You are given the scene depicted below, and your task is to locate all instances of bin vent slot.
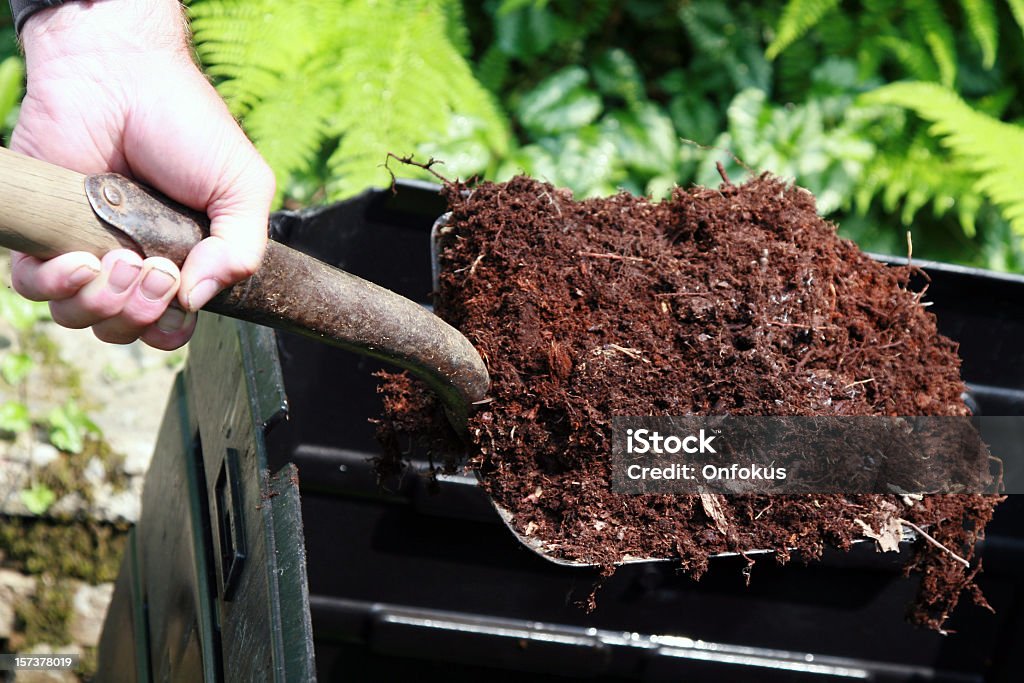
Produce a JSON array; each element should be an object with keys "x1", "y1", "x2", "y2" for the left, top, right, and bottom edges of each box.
[{"x1": 214, "y1": 448, "x2": 247, "y2": 601}]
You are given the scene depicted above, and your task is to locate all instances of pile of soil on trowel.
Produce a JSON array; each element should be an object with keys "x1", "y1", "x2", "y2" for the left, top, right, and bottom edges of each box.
[{"x1": 376, "y1": 171, "x2": 1002, "y2": 631}]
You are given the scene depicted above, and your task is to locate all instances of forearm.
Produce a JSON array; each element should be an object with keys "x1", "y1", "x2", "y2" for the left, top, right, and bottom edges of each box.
[
  {"x1": 8, "y1": 0, "x2": 273, "y2": 347},
  {"x1": 18, "y1": 0, "x2": 189, "y2": 69}
]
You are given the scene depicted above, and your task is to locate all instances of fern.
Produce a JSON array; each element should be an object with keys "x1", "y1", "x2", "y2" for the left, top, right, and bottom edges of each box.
[
  {"x1": 768, "y1": 0, "x2": 1024, "y2": 82},
  {"x1": 189, "y1": 0, "x2": 509, "y2": 203},
  {"x1": 908, "y1": 0, "x2": 957, "y2": 87},
  {"x1": 765, "y1": 0, "x2": 840, "y2": 60},
  {"x1": 855, "y1": 129, "x2": 984, "y2": 235},
  {"x1": 863, "y1": 82, "x2": 1024, "y2": 234},
  {"x1": 873, "y1": 36, "x2": 941, "y2": 82},
  {"x1": 1009, "y1": 0, "x2": 1024, "y2": 39},
  {"x1": 961, "y1": 0, "x2": 998, "y2": 68}
]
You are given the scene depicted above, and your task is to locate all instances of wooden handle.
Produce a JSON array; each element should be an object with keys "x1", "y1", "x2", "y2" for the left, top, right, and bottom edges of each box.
[
  {"x1": 0, "y1": 145, "x2": 490, "y2": 428},
  {"x1": 0, "y1": 146, "x2": 136, "y2": 258}
]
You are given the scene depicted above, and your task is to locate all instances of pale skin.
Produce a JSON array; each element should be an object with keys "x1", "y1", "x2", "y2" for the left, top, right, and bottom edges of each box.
[{"x1": 9, "y1": 0, "x2": 275, "y2": 349}]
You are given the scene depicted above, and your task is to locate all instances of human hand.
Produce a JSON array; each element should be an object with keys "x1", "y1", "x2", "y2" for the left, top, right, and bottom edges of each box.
[{"x1": 9, "y1": 0, "x2": 275, "y2": 349}]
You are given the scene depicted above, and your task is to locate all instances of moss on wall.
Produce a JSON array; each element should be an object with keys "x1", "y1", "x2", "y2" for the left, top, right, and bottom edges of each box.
[{"x1": 0, "y1": 518, "x2": 128, "y2": 584}]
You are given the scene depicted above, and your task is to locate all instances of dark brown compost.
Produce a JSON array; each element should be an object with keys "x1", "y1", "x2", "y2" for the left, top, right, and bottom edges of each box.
[{"x1": 377, "y1": 173, "x2": 1002, "y2": 631}]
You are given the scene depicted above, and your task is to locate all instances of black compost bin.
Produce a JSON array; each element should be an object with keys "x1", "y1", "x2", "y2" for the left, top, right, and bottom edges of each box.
[{"x1": 97, "y1": 182, "x2": 1024, "y2": 683}]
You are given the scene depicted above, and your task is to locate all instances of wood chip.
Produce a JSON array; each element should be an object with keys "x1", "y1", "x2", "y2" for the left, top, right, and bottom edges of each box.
[{"x1": 700, "y1": 493, "x2": 730, "y2": 536}]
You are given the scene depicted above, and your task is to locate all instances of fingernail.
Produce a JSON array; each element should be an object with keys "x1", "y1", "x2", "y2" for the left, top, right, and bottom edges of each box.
[
  {"x1": 156, "y1": 307, "x2": 193, "y2": 333},
  {"x1": 140, "y1": 268, "x2": 177, "y2": 302},
  {"x1": 108, "y1": 260, "x2": 141, "y2": 293},
  {"x1": 67, "y1": 264, "x2": 100, "y2": 288},
  {"x1": 186, "y1": 279, "x2": 221, "y2": 311}
]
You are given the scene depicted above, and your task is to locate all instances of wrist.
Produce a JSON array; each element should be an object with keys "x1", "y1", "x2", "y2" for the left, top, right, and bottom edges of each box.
[{"x1": 22, "y1": 0, "x2": 190, "y2": 73}]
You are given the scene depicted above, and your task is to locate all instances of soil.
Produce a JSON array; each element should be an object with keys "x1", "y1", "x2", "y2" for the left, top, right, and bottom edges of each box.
[{"x1": 376, "y1": 171, "x2": 1003, "y2": 631}]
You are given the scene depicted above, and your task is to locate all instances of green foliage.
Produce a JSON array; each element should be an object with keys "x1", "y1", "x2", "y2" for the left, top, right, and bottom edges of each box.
[
  {"x1": 677, "y1": 2, "x2": 772, "y2": 93},
  {"x1": 189, "y1": 0, "x2": 508, "y2": 202},
  {"x1": 697, "y1": 60, "x2": 877, "y2": 215},
  {"x1": 962, "y1": 0, "x2": 998, "y2": 68},
  {"x1": 19, "y1": 483, "x2": 56, "y2": 516},
  {"x1": 1, "y1": 352, "x2": 34, "y2": 385},
  {"x1": 491, "y1": 49, "x2": 682, "y2": 198},
  {"x1": 0, "y1": 400, "x2": 30, "y2": 435},
  {"x1": 766, "y1": 0, "x2": 840, "y2": 60},
  {"x1": 517, "y1": 67, "x2": 602, "y2": 136},
  {"x1": 1010, "y1": 0, "x2": 1024, "y2": 34},
  {"x1": 177, "y1": 0, "x2": 1024, "y2": 271},
  {"x1": 855, "y1": 128, "x2": 984, "y2": 234},
  {"x1": 0, "y1": 287, "x2": 50, "y2": 332},
  {"x1": 46, "y1": 401, "x2": 101, "y2": 455},
  {"x1": 768, "y1": 0, "x2": 1024, "y2": 87},
  {"x1": 863, "y1": 82, "x2": 1024, "y2": 236},
  {"x1": 14, "y1": 576, "x2": 72, "y2": 648},
  {"x1": 0, "y1": 55, "x2": 23, "y2": 134},
  {"x1": 0, "y1": 517, "x2": 129, "y2": 584}
]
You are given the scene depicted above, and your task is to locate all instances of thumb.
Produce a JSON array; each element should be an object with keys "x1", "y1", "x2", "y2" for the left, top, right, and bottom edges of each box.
[{"x1": 179, "y1": 157, "x2": 276, "y2": 312}]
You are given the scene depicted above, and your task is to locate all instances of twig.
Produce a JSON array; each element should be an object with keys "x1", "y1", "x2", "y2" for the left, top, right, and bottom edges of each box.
[
  {"x1": 899, "y1": 518, "x2": 970, "y2": 568},
  {"x1": 716, "y1": 161, "x2": 731, "y2": 185},
  {"x1": 843, "y1": 378, "x2": 876, "y2": 390},
  {"x1": 382, "y1": 152, "x2": 453, "y2": 193},
  {"x1": 906, "y1": 230, "x2": 913, "y2": 266},
  {"x1": 766, "y1": 321, "x2": 834, "y2": 331},
  {"x1": 679, "y1": 137, "x2": 753, "y2": 176},
  {"x1": 577, "y1": 251, "x2": 648, "y2": 262},
  {"x1": 605, "y1": 344, "x2": 650, "y2": 363},
  {"x1": 700, "y1": 493, "x2": 731, "y2": 536}
]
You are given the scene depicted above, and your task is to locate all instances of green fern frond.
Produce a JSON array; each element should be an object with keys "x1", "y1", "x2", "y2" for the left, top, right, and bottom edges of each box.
[
  {"x1": 325, "y1": 1, "x2": 509, "y2": 197},
  {"x1": 765, "y1": 0, "x2": 840, "y2": 60},
  {"x1": 678, "y1": 2, "x2": 733, "y2": 55},
  {"x1": 775, "y1": 37, "x2": 818, "y2": 102},
  {"x1": 439, "y1": 0, "x2": 471, "y2": 56},
  {"x1": 241, "y1": 59, "x2": 341, "y2": 195},
  {"x1": 908, "y1": 0, "x2": 957, "y2": 86},
  {"x1": 875, "y1": 36, "x2": 940, "y2": 82},
  {"x1": 856, "y1": 130, "x2": 983, "y2": 235},
  {"x1": 476, "y1": 45, "x2": 510, "y2": 93},
  {"x1": 1008, "y1": 0, "x2": 1024, "y2": 36},
  {"x1": 814, "y1": 9, "x2": 858, "y2": 56},
  {"x1": 190, "y1": 1, "x2": 342, "y2": 117},
  {"x1": 189, "y1": 0, "x2": 509, "y2": 204},
  {"x1": 960, "y1": 0, "x2": 998, "y2": 68},
  {"x1": 862, "y1": 82, "x2": 1024, "y2": 234}
]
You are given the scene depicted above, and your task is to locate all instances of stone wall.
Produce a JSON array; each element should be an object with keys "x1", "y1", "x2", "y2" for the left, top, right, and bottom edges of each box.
[{"x1": 1, "y1": 263, "x2": 179, "y2": 681}]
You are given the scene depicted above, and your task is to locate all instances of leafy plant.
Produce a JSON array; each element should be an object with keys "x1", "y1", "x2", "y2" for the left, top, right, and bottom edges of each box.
[
  {"x1": 696, "y1": 60, "x2": 877, "y2": 215},
  {"x1": 19, "y1": 483, "x2": 56, "y2": 515},
  {"x1": 1, "y1": 352, "x2": 33, "y2": 386},
  {"x1": 0, "y1": 400, "x2": 30, "y2": 435},
  {"x1": 767, "y1": 0, "x2": 1024, "y2": 86},
  {"x1": 47, "y1": 401, "x2": 101, "y2": 455},
  {"x1": 0, "y1": 287, "x2": 50, "y2": 332},
  {"x1": 188, "y1": 0, "x2": 509, "y2": 203},
  {"x1": 0, "y1": 54, "x2": 23, "y2": 134},
  {"x1": 176, "y1": 0, "x2": 1024, "y2": 271},
  {"x1": 766, "y1": 0, "x2": 840, "y2": 61},
  {"x1": 489, "y1": 53, "x2": 682, "y2": 198},
  {"x1": 862, "y1": 82, "x2": 1024, "y2": 236}
]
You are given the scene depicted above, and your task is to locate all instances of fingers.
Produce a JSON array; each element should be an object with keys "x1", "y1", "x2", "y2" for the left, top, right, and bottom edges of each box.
[
  {"x1": 139, "y1": 304, "x2": 197, "y2": 350},
  {"x1": 179, "y1": 155, "x2": 275, "y2": 311},
  {"x1": 88, "y1": 257, "x2": 181, "y2": 344},
  {"x1": 31, "y1": 249, "x2": 194, "y2": 348},
  {"x1": 48, "y1": 250, "x2": 144, "y2": 329},
  {"x1": 11, "y1": 250, "x2": 102, "y2": 301}
]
